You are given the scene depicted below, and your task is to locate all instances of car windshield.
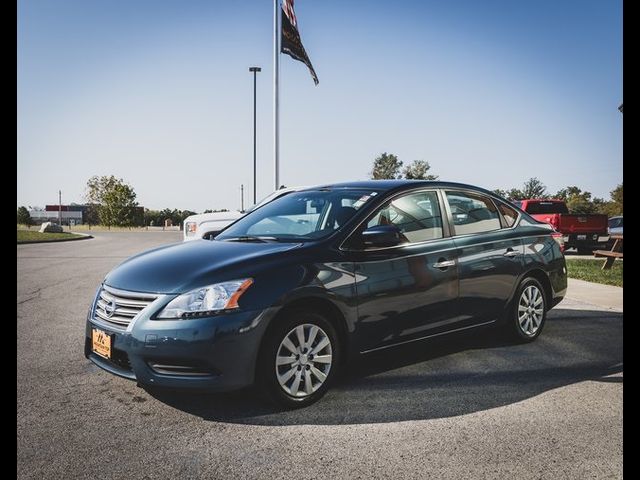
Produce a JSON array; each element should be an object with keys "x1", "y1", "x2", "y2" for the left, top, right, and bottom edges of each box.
[
  {"x1": 245, "y1": 189, "x2": 291, "y2": 213},
  {"x1": 216, "y1": 189, "x2": 379, "y2": 242}
]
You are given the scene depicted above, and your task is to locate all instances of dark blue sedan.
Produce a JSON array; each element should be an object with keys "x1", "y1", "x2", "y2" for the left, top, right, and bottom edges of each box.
[{"x1": 85, "y1": 181, "x2": 567, "y2": 407}]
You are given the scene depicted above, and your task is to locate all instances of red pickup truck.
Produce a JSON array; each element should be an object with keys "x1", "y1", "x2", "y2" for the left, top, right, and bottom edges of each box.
[{"x1": 515, "y1": 199, "x2": 609, "y2": 254}]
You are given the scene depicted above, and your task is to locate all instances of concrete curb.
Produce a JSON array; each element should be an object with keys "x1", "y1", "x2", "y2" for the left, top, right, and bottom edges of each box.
[
  {"x1": 17, "y1": 232, "x2": 93, "y2": 245},
  {"x1": 565, "y1": 278, "x2": 623, "y2": 312}
]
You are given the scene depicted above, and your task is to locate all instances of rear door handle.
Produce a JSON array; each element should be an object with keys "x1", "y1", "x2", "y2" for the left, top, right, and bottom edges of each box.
[
  {"x1": 504, "y1": 249, "x2": 519, "y2": 258},
  {"x1": 433, "y1": 259, "x2": 456, "y2": 269}
]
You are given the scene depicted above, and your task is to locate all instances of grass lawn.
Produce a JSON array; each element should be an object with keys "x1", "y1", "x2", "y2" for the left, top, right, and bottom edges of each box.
[
  {"x1": 566, "y1": 258, "x2": 623, "y2": 287},
  {"x1": 17, "y1": 230, "x2": 86, "y2": 243},
  {"x1": 18, "y1": 223, "x2": 181, "y2": 233},
  {"x1": 69, "y1": 225, "x2": 180, "y2": 232}
]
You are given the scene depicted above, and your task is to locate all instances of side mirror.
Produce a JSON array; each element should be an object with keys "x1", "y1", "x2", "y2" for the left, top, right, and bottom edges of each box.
[{"x1": 361, "y1": 225, "x2": 405, "y2": 248}]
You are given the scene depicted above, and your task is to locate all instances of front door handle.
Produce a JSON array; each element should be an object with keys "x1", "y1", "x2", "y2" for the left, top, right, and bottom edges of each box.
[
  {"x1": 503, "y1": 248, "x2": 519, "y2": 258},
  {"x1": 433, "y1": 259, "x2": 456, "y2": 269}
]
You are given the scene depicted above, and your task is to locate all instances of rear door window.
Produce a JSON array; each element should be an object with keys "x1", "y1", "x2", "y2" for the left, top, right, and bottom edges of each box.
[{"x1": 445, "y1": 191, "x2": 501, "y2": 235}]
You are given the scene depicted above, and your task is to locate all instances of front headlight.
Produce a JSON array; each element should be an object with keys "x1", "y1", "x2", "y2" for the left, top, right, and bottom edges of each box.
[
  {"x1": 185, "y1": 222, "x2": 197, "y2": 236},
  {"x1": 156, "y1": 279, "x2": 253, "y2": 319}
]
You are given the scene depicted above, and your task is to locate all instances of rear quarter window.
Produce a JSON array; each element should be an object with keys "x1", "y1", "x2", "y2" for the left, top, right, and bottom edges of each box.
[{"x1": 497, "y1": 202, "x2": 519, "y2": 227}]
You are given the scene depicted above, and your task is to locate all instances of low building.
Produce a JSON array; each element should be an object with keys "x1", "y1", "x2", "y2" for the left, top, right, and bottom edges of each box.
[
  {"x1": 29, "y1": 206, "x2": 83, "y2": 226},
  {"x1": 29, "y1": 204, "x2": 145, "y2": 226}
]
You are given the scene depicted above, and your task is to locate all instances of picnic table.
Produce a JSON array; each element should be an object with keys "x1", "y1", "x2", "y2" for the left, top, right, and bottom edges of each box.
[{"x1": 593, "y1": 234, "x2": 623, "y2": 270}]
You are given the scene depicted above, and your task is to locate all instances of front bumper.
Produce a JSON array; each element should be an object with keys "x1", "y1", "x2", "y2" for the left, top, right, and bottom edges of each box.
[{"x1": 84, "y1": 307, "x2": 275, "y2": 391}]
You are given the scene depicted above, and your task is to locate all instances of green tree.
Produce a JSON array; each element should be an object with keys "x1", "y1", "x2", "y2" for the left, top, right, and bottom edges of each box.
[
  {"x1": 553, "y1": 186, "x2": 583, "y2": 202},
  {"x1": 145, "y1": 209, "x2": 161, "y2": 226},
  {"x1": 506, "y1": 188, "x2": 525, "y2": 201},
  {"x1": 85, "y1": 175, "x2": 138, "y2": 227},
  {"x1": 84, "y1": 203, "x2": 100, "y2": 226},
  {"x1": 609, "y1": 183, "x2": 623, "y2": 215},
  {"x1": 402, "y1": 160, "x2": 438, "y2": 180},
  {"x1": 492, "y1": 189, "x2": 508, "y2": 199},
  {"x1": 595, "y1": 184, "x2": 623, "y2": 217},
  {"x1": 145, "y1": 208, "x2": 197, "y2": 228},
  {"x1": 566, "y1": 194, "x2": 596, "y2": 214},
  {"x1": 592, "y1": 197, "x2": 607, "y2": 214},
  {"x1": 159, "y1": 208, "x2": 174, "y2": 225},
  {"x1": 176, "y1": 210, "x2": 197, "y2": 228},
  {"x1": 491, "y1": 188, "x2": 524, "y2": 201},
  {"x1": 554, "y1": 186, "x2": 596, "y2": 214},
  {"x1": 521, "y1": 177, "x2": 548, "y2": 199},
  {"x1": 370, "y1": 152, "x2": 403, "y2": 179},
  {"x1": 17, "y1": 206, "x2": 32, "y2": 226}
]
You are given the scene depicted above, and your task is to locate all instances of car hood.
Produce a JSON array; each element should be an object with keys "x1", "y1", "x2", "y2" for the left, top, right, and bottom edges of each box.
[{"x1": 104, "y1": 239, "x2": 301, "y2": 294}]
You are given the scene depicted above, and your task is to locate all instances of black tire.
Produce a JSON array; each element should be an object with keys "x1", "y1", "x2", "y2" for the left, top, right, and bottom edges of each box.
[
  {"x1": 505, "y1": 277, "x2": 547, "y2": 343},
  {"x1": 577, "y1": 247, "x2": 593, "y2": 255},
  {"x1": 257, "y1": 309, "x2": 341, "y2": 409}
]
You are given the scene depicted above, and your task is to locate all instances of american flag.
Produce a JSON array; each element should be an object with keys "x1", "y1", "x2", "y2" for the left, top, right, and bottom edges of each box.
[
  {"x1": 281, "y1": 0, "x2": 319, "y2": 85},
  {"x1": 282, "y1": 0, "x2": 297, "y2": 27}
]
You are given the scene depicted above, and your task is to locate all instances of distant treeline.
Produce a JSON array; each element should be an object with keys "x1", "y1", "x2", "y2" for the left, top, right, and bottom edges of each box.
[
  {"x1": 18, "y1": 174, "x2": 235, "y2": 228},
  {"x1": 492, "y1": 178, "x2": 623, "y2": 216}
]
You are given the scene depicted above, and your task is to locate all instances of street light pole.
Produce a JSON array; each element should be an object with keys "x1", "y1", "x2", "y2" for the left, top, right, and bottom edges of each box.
[
  {"x1": 249, "y1": 66, "x2": 262, "y2": 205},
  {"x1": 273, "y1": 0, "x2": 280, "y2": 192},
  {"x1": 58, "y1": 190, "x2": 62, "y2": 225}
]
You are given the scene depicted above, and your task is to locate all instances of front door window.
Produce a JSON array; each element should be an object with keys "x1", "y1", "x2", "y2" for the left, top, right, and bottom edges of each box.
[{"x1": 366, "y1": 190, "x2": 444, "y2": 243}]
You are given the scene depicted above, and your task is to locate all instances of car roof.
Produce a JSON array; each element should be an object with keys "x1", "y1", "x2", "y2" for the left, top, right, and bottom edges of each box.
[{"x1": 303, "y1": 180, "x2": 498, "y2": 196}]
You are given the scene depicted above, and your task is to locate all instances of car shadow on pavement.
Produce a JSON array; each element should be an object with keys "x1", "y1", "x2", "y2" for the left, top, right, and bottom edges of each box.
[{"x1": 146, "y1": 307, "x2": 622, "y2": 425}]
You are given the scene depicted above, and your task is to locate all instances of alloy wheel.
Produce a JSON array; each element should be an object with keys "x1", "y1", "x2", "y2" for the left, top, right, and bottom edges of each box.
[
  {"x1": 518, "y1": 285, "x2": 544, "y2": 336},
  {"x1": 275, "y1": 323, "x2": 333, "y2": 398}
]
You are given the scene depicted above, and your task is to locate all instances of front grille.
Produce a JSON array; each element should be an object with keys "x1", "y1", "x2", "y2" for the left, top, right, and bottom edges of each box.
[{"x1": 94, "y1": 285, "x2": 158, "y2": 329}]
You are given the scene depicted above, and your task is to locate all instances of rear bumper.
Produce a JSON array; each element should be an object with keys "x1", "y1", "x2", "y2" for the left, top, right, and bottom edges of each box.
[
  {"x1": 84, "y1": 307, "x2": 277, "y2": 391},
  {"x1": 547, "y1": 255, "x2": 567, "y2": 310},
  {"x1": 563, "y1": 234, "x2": 609, "y2": 250}
]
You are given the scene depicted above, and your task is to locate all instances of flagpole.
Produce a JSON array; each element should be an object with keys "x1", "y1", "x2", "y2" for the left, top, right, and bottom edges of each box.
[{"x1": 273, "y1": 0, "x2": 280, "y2": 191}]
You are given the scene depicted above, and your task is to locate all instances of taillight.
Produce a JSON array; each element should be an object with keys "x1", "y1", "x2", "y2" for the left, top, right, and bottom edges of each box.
[{"x1": 551, "y1": 232, "x2": 564, "y2": 252}]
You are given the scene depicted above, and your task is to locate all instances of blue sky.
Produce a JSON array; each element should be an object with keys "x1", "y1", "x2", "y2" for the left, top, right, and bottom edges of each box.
[{"x1": 17, "y1": 0, "x2": 622, "y2": 212}]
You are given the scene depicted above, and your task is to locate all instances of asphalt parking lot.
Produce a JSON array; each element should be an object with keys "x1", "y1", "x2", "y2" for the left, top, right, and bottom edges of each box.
[{"x1": 17, "y1": 232, "x2": 622, "y2": 479}]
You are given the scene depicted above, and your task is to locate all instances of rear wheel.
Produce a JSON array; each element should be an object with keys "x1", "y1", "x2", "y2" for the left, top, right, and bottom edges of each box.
[
  {"x1": 258, "y1": 310, "x2": 340, "y2": 408},
  {"x1": 506, "y1": 277, "x2": 547, "y2": 343}
]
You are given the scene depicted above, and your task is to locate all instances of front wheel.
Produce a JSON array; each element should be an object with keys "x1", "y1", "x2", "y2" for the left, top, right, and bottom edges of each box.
[
  {"x1": 257, "y1": 310, "x2": 340, "y2": 408},
  {"x1": 506, "y1": 277, "x2": 547, "y2": 343}
]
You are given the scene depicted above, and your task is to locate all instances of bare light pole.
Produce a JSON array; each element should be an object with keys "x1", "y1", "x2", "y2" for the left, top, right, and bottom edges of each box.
[
  {"x1": 249, "y1": 66, "x2": 262, "y2": 205},
  {"x1": 58, "y1": 190, "x2": 62, "y2": 225},
  {"x1": 240, "y1": 184, "x2": 244, "y2": 212},
  {"x1": 273, "y1": 0, "x2": 280, "y2": 191}
]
